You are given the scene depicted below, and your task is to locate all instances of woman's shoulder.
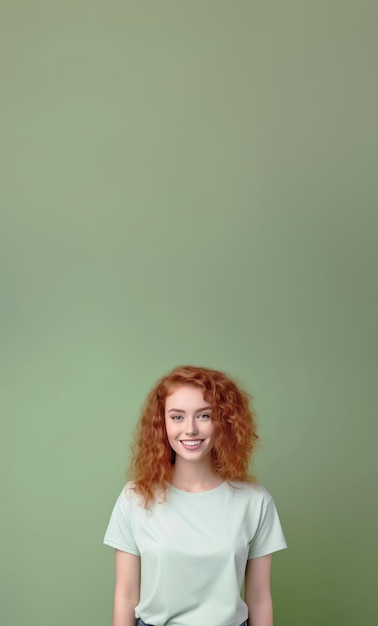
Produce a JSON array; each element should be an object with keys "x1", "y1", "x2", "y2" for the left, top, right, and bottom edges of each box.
[
  {"x1": 228, "y1": 480, "x2": 273, "y2": 504},
  {"x1": 123, "y1": 480, "x2": 137, "y2": 495},
  {"x1": 121, "y1": 481, "x2": 163, "y2": 508},
  {"x1": 118, "y1": 481, "x2": 143, "y2": 504}
]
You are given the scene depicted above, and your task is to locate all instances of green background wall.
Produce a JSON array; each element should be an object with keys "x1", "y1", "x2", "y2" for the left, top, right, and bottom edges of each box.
[{"x1": 1, "y1": 1, "x2": 377, "y2": 625}]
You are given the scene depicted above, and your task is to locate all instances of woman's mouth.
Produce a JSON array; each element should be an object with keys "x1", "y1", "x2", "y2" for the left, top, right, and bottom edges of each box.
[{"x1": 179, "y1": 439, "x2": 204, "y2": 450}]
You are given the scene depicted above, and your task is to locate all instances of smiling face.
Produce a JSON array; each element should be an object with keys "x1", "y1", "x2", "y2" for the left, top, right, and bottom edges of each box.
[{"x1": 164, "y1": 385, "x2": 215, "y2": 464}]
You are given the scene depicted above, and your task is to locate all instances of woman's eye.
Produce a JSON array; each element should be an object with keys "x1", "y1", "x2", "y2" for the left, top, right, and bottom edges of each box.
[
  {"x1": 198, "y1": 413, "x2": 211, "y2": 420},
  {"x1": 171, "y1": 415, "x2": 183, "y2": 421}
]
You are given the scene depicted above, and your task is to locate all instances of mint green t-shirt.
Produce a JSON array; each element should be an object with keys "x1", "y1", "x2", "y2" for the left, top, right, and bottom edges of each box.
[{"x1": 104, "y1": 481, "x2": 287, "y2": 626}]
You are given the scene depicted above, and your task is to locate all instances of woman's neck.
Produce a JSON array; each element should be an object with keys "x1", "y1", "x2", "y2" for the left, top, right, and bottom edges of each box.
[{"x1": 171, "y1": 458, "x2": 223, "y2": 493}]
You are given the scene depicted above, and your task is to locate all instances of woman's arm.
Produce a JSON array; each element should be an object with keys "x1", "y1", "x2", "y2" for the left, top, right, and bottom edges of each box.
[
  {"x1": 112, "y1": 550, "x2": 141, "y2": 626},
  {"x1": 245, "y1": 554, "x2": 273, "y2": 626}
]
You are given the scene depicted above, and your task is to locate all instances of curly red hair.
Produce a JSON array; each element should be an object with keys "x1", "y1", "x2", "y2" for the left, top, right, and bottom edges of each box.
[{"x1": 128, "y1": 365, "x2": 259, "y2": 505}]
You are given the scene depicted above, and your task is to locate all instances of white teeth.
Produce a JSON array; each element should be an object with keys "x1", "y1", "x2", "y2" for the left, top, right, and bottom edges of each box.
[{"x1": 181, "y1": 440, "x2": 202, "y2": 446}]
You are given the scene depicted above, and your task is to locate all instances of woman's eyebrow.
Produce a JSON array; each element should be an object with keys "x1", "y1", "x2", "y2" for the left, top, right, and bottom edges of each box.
[{"x1": 167, "y1": 406, "x2": 212, "y2": 413}]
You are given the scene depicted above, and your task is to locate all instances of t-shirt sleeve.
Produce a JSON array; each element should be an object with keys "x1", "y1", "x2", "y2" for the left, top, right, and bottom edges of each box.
[
  {"x1": 248, "y1": 495, "x2": 287, "y2": 559},
  {"x1": 103, "y1": 487, "x2": 140, "y2": 556}
]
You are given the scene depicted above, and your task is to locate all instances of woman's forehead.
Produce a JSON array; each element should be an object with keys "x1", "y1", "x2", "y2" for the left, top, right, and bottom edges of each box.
[{"x1": 165, "y1": 385, "x2": 211, "y2": 408}]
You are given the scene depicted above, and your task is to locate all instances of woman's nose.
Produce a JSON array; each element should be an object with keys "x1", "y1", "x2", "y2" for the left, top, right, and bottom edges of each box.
[{"x1": 185, "y1": 418, "x2": 199, "y2": 435}]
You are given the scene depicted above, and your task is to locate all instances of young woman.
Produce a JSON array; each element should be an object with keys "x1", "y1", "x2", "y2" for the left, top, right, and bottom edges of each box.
[{"x1": 104, "y1": 365, "x2": 287, "y2": 626}]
